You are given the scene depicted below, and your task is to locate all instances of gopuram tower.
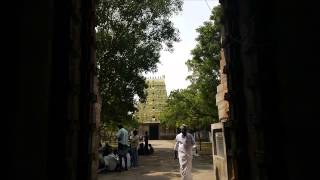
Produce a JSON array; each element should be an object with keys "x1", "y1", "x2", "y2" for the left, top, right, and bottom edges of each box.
[{"x1": 135, "y1": 75, "x2": 175, "y2": 139}]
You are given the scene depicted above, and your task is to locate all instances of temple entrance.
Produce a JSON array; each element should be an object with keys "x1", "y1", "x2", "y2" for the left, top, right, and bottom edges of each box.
[
  {"x1": 15, "y1": 0, "x2": 319, "y2": 179},
  {"x1": 149, "y1": 124, "x2": 159, "y2": 140}
]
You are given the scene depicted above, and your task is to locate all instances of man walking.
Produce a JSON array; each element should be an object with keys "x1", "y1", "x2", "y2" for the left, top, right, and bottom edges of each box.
[
  {"x1": 116, "y1": 124, "x2": 129, "y2": 171},
  {"x1": 174, "y1": 124, "x2": 195, "y2": 180}
]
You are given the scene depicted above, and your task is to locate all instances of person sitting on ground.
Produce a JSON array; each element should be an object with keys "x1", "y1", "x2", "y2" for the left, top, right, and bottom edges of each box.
[
  {"x1": 103, "y1": 148, "x2": 121, "y2": 172},
  {"x1": 148, "y1": 144, "x2": 154, "y2": 154}
]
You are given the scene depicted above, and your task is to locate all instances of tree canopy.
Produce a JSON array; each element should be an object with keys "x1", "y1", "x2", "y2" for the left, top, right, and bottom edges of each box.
[
  {"x1": 96, "y1": 0, "x2": 183, "y2": 126},
  {"x1": 160, "y1": 5, "x2": 222, "y2": 131}
]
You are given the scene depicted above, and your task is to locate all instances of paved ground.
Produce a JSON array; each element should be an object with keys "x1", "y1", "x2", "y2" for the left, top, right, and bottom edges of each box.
[{"x1": 98, "y1": 140, "x2": 214, "y2": 180}]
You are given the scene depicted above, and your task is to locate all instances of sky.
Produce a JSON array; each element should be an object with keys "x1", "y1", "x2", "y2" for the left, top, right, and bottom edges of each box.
[{"x1": 146, "y1": 0, "x2": 220, "y2": 95}]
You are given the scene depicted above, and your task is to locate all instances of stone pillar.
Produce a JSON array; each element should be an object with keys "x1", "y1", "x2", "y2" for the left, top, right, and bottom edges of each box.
[
  {"x1": 212, "y1": 47, "x2": 231, "y2": 180},
  {"x1": 216, "y1": 48, "x2": 229, "y2": 121},
  {"x1": 90, "y1": 77, "x2": 101, "y2": 180}
]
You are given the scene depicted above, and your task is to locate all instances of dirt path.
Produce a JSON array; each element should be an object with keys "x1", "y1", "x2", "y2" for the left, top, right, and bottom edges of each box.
[{"x1": 98, "y1": 140, "x2": 214, "y2": 180}]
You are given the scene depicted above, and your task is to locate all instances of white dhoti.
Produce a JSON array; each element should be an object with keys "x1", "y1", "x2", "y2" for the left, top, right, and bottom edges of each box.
[
  {"x1": 174, "y1": 132, "x2": 195, "y2": 180},
  {"x1": 178, "y1": 152, "x2": 193, "y2": 180}
]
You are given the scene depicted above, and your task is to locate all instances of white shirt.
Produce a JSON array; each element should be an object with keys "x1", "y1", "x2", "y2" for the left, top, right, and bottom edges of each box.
[
  {"x1": 116, "y1": 128, "x2": 129, "y2": 146},
  {"x1": 130, "y1": 135, "x2": 139, "y2": 149},
  {"x1": 174, "y1": 133, "x2": 195, "y2": 155}
]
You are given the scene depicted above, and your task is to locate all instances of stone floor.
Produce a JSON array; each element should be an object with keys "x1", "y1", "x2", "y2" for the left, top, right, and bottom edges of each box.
[{"x1": 98, "y1": 140, "x2": 214, "y2": 180}]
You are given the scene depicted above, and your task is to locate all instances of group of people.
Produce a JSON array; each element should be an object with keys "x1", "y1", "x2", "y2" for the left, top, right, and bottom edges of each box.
[
  {"x1": 117, "y1": 125, "x2": 155, "y2": 170},
  {"x1": 98, "y1": 123, "x2": 196, "y2": 180},
  {"x1": 138, "y1": 131, "x2": 154, "y2": 155},
  {"x1": 98, "y1": 124, "x2": 154, "y2": 173}
]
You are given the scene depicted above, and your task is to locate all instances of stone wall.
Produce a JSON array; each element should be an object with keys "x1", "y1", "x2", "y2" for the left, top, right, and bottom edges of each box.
[
  {"x1": 216, "y1": 49, "x2": 229, "y2": 121},
  {"x1": 211, "y1": 38, "x2": 230, "y2": 180},
  {"x1": 91, "y1": 77, "x2": 102, "y2": 180},
  {"x1": 12, "y1": 1, "x2": 98, "y2": 180}
]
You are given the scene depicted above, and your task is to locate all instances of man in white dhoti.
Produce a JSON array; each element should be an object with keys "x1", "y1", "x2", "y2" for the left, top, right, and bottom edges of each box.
[{"x1": 174, "y1": 124, "x2": 196, "y2": 180}]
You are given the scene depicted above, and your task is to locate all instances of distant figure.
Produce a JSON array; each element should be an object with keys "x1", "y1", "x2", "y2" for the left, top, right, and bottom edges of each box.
[
  {"x1": 148, "y1": 144, "x2": 154, "y2": 154},
  {"x1": 138, "y1": 143, "x2": 145, "y2": 155},
  {"x1": 174, "y1": 124, "x2": 195, "y2": 180},
  {"x1": 130, "y1": 129, "x2": 139, "y2": 167},
  {"x1": 144, "y1": 131, "x2": 149, "y2": 154},
  {"x1": 116, "y1": 124, "x2": 129, "y2": 171}
]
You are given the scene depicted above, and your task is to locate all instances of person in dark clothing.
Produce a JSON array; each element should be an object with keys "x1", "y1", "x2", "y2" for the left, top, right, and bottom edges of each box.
[
  {"x1": 138, "y1": 143, "x2": 145, "y2": 155},
  {"x1": 148, "y1": 144, "x2": 154, "y2": 154},
  {"x1": 144, "y1": 131, "x2": 149, "y2": 154},
  {"x1": 102, "y1": 143, "x2": 112, "y2": 157}
]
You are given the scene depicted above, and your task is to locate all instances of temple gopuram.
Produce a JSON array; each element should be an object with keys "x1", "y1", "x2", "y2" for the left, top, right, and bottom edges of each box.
[{"x1": 135, "y1": 75, "x2": 176, "y2": 139}]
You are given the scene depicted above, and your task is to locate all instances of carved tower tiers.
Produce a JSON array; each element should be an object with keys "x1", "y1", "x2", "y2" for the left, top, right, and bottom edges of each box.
[{"x1": 136, "y1": 75, "x2": 175, "y2": 140}]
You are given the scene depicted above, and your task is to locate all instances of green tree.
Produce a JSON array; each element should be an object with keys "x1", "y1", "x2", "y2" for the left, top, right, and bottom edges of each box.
[
  {"x1": 96, "y1": 0, "x2": 183, "y2": 127},
  {"x1": 186, "y1": 5, "x2": 222, "y2": 119},
  {"x1": 160, "y1": 5, "x2": 222, "y2": 149},
  {"x1": 160, "y1": 89, "x2": 191, "y2": 128},
  {"x1": 186, "y1": 5, "x2": 222, "y2": 127},
  {"x1": 160, "y1": 88, "x2": 214, "y2": 149}
]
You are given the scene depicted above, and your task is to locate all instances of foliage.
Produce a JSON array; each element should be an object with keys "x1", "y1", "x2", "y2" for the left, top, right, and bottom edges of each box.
[
  {"x1": 96, "y1": 0, "x2": 183, "y2": 126},
  {"x1": 160, "y1": 5, "x2": 222, "y2": 132}
]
